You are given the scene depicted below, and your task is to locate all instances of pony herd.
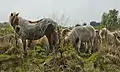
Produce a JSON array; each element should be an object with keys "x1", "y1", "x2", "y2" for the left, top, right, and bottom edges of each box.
[{"x1": 9, "y1": 12, "x2": 120, "y2": 56}]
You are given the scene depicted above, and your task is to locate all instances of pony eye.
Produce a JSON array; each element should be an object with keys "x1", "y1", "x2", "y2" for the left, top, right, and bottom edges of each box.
[{"x1": 11, "y1": 13, "x2": 13, "y2": 16}]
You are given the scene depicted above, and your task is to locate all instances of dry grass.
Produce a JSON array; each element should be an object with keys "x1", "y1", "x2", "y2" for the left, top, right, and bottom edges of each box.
[{"x1": 0, "y1": 24, "x2": 120, "y2": 72}]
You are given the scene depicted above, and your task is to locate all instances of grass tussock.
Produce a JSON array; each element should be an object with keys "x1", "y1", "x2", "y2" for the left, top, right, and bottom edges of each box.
[{"x1": 0, "y1": 25, "x2": 120, "y2": 72}]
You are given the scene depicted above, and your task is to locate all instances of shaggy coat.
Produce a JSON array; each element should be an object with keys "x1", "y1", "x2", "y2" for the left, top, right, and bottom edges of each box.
[
  {"x1": 100, "y1": 28, "x2": 120, "y2": 47},
  {"x1": 65, "y1": 25, "x2": 96, "y2": 53}
]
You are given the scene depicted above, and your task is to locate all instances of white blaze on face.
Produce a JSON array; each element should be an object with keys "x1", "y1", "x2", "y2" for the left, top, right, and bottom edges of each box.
[{"x1": 9, "y1": 12, "x2": 17, "y2": 23}]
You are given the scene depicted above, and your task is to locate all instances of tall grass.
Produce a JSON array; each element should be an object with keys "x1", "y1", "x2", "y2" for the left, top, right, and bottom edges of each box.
[{"x1": 0, "y1": 22, "x2": 120, "y2": 72}]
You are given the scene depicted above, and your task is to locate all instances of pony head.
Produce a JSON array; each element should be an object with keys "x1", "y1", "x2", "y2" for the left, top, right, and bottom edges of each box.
[
  {"x1": 82, "y1": 23, "x2": 87, "y2": 26},
  {"x1": 61, "y1": 28, "x2": 71, "y2": 37},
  {"x1": 63, "y1": 30, "x2": 72, "y2": 45},
  {"x1": 9, "y1": 12, "x2": 20, "y2": 32},
  {"x1": 113, "y1": 31, "x2": 120, "y2": 39},
  {"x1": 75, "y1": 24, "x2": 81, "y2": 27}
]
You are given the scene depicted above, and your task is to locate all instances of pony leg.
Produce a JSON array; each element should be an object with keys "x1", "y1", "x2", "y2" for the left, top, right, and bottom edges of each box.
[
  {"x1": 15, "y1": 33, "x2": 18, "y2": 47},
  {"x1": 48, "y1": 36, "x2": 52, "y2": 52},
  {"x1": 46, "y1": 34, "x2": 53, "y2": 55},
  {"x1": 86, "y1": 41, "x2": 91, "y2": 53},
  {"x1": 91, "y1": 39, "x2": 95, "y2": 53},
  {"x1": 28, "y1": 40, "x2": 33, "y2": 49},
  {"x1": 22, "y1": 38, "x2": 27, "y2": 56},
  {"x1": 45, "y1": 45, "x2": 50, "y2": 56},
  {"x1": 84, "y1": 42, "x2": 87, "y2": 53},
  {"x1": 77, "y1": 40, "x2": 81, "y2": 53}
]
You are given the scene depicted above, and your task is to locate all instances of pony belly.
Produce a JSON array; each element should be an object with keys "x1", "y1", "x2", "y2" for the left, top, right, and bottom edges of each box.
[
  {"x1": 24, "y1": 29, "x2": 45, "y2": 40},
  {"x1": 81, "y1": 35, "x2": 91, "y2": 41},
  {"x1": 26, "y1": 36, "x2": 43, "y2": 40},
  {"x1": 26, "y1": 33, "x2": 44, "y2": 40}
]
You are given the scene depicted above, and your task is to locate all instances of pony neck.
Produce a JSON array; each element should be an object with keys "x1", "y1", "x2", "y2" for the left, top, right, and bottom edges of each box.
[{"x1": 19, "y1": 17, "x2": 28, "y2": 25}]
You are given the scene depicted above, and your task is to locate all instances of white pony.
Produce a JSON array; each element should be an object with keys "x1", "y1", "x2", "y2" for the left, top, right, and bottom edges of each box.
[{"x1": 65, "y1": 25, "x2": 96, "y2": 53}]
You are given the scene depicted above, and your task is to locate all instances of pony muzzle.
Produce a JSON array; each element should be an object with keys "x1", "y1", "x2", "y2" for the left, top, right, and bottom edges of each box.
[{"x1": 15, "y1": 25, "x2": 20, "y2": 33}]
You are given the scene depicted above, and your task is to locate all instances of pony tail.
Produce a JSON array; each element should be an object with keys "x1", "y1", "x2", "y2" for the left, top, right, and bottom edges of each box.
[{"x1": 57, "y1": 27, "x2": 61, "y2": 45}]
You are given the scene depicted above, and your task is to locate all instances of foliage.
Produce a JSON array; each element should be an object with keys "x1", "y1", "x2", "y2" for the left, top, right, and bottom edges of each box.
[{"x1": 101, "y1": 9, "x2": 120, "y2": 31}]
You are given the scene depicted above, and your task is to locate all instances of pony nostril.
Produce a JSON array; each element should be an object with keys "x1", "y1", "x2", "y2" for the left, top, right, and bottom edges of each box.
[{"x1": 16, "y1": 27, "x2": 20, "y2": 32}]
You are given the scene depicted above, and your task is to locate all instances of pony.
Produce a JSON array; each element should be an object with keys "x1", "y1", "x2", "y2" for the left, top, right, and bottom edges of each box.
[
  {"x1": 9, "y1": 12, "x2": 59, "y2": 55},
  {"x1": 61, "y1": 28, "x2": 71, "y2": 38},
  {"x1": 64, "y1": 25, "x2": 96, "y2": 53},
  {"x1": 100, "y1": 28, "x2": 115, "y2": 45},
  {"x1": 100, "y1": 28, "x2": 120, "y2": 48},
  {"x1": 82, "y1": 23, "x2": 87, "y2": 26},
  {"x1": 26, "y1": 19, "x2": 56, "y2": 53},
  {"x1": 28, "y1": 35, "x2": 49, "y2": 52},
  {"x1": 92, "y1": 30, "x2": 101, "y2": 52},
  {"x1": 75, "y1": 24, "x2": 81, "y2": 27},
  {"x1": 113, "y1": 31, "x2": 120, "y2": 48}
]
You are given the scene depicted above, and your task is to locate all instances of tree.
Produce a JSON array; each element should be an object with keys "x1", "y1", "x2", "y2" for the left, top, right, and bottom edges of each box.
[
  {"x1": 101, "y1": 9, "x2": 119, "y2": 31},
  {"x1": 101, "y1": 12, "x2": 108, "y2": 27},
  {"x1": 118, "y1": 18, "x2": 120, "y2": 25}
]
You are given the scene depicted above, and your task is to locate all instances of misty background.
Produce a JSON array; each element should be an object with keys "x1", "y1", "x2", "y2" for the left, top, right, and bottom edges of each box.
[{"x1": 0, "y1": 0, "x2": 120, "y2": 27}]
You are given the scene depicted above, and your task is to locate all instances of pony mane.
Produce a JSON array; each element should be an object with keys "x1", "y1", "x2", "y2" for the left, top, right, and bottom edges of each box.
[{"x1": 28, "y1": 19, "x2": 43, "y2": 24}]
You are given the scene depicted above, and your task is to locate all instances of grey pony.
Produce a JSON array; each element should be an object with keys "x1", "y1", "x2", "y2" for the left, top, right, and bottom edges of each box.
[{"x1": 9, "y1": 12, "x2": 58, "y2": 55}]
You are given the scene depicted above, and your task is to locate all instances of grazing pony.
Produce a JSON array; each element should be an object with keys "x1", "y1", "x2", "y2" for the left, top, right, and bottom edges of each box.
[
  {"x1": 64, "y1": 25, "x2": 96, "y2": 53},
  {"x1": 9, "y1": 12, "x2": 59, "y2": 55},
  {"x1": 29, "y1": 35, "x2": 49, "y2": 51},
  {"x1": 61, "y1": 28, "x2": 71, "y2": 38},
  {"x1": 100, "y1": 28, "x2": 115, "y2": 45},
  {"x1": 113, "y1": 31, "x2": 120, "y2": 48},
  {"x1": 100, "y1": 28, "x2": 120, "y2": 47},
  {"x1": 93, "y1": 30, "x2": 101, "y2": 52}
]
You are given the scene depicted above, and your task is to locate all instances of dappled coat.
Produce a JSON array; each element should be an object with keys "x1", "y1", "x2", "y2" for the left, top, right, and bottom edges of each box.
[
  {"x1": 15, "y1": 18, "x2": 58, "y2": 40},
  {"x1": 9, "y1": 12, "x2": 59, "y2": 55}
]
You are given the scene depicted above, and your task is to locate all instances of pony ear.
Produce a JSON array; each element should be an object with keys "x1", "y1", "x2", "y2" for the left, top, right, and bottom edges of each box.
[
  {"x1": 16, "y1": 13, "x2": 19, "y2": 16},
  {"x1": 11, "y1": 13, "x2": 13, "y2": 16}
]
